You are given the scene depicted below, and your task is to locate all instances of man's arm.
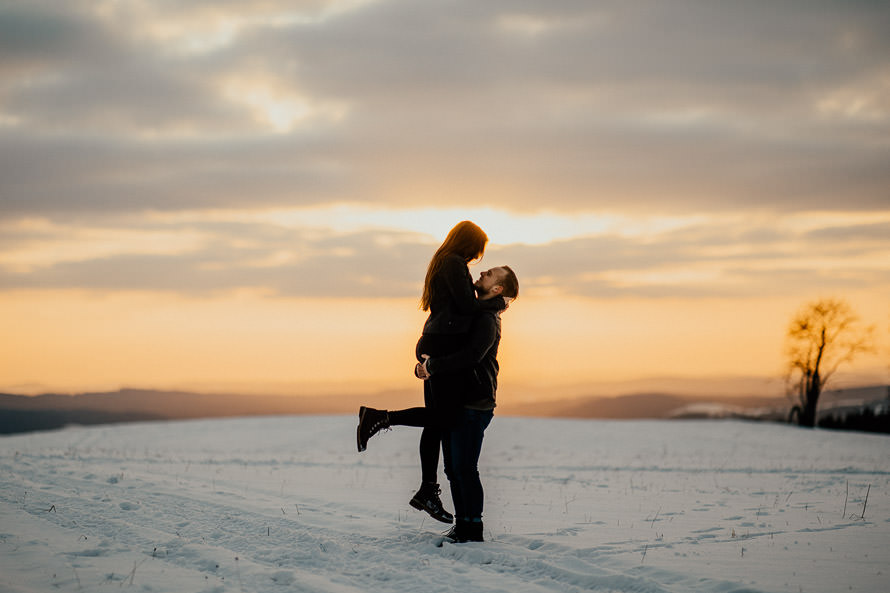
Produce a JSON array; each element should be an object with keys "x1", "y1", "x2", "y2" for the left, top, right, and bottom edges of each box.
[{"x1": 424, "y1": 314, "x2": 498, "y2": 376}]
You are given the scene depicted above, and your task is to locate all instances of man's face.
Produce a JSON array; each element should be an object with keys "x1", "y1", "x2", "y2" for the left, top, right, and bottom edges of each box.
[{"x1": 474, "y1": 267, "x2": 506, "y2": 297}]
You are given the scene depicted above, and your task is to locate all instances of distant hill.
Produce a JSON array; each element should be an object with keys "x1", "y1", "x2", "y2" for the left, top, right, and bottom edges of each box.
[
  {"x1": 0, "y1": 408, "x2": 165, "y2": 435},
  {"x1": 503, "y1": 392, "x2": 789, "y2": 420},
  {"x1": 501, "y1": 385, "x2": 890, "y2": 424},
  {"x1": 2, "y1": 384, "x2": 887, "y2": 435},
  {"x1": 0, "y1": 388, "x2": 389, "y2": 416},
  {"x1": 0, "y1": 388, "x2": 417, "y2": 435}
]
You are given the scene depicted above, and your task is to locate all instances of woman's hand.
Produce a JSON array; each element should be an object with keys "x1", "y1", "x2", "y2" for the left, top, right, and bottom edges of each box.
[{"x1": 414, "y1": 354, "x2": 431, "y2": 380}]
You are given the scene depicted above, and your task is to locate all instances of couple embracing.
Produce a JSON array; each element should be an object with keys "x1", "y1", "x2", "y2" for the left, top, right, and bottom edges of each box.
[{"x1": 356, "y1": 221, "x2": 519, "y2": 543}]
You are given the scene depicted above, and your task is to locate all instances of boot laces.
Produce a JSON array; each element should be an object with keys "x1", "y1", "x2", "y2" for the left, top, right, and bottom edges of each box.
[{"x1": 369, "y1": 417, "x2": 389, "y2": 435}]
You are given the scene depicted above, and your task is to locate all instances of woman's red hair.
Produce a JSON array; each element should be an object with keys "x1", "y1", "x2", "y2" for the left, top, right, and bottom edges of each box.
[{"x1": 420, "y1": 221, "x2": 488, "y2": 311}]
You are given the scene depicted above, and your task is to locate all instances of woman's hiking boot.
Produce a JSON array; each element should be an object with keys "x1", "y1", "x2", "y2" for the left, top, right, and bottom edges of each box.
[
  {"x1": 356, "y1": 406, "x2": 390, "y2": 452},
  {"x1": 409, "y1": 482, "x2": 454, "y2": 523}
]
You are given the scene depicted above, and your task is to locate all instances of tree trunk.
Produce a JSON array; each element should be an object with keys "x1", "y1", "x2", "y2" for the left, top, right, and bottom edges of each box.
[{"x1": 801, "y1": 368, "x2": 821, "y2": 427}]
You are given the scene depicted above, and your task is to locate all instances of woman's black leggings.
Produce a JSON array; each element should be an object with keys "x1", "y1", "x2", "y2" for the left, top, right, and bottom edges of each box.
[
  {"x1": 387, "y1": 386, "x2": 441, "y2": 484},
  {"x1": 387, "y1": 332, "x2": 466, "y2": 485}
]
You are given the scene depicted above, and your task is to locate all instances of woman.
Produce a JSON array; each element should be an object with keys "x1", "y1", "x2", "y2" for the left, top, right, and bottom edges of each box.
[{"x1": 356, "y1": 221, "x2": 505, "y2": 523}]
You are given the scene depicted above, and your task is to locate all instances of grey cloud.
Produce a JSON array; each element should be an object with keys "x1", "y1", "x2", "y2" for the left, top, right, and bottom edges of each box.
[
  {"x1": 1, "y1": 0, "x2": 890, "y2": 218},
  {"x1": 805, "y1": 221, "x2": 890, "y2": 243},
  {"x1": 0, "y1": 4, "x2": 98, "y2": 63},
  {"x1": 0, "y1": 132, "x2": 358, "y2": 218},
  {"x1": 259, "y1": 1, "x2": 890, "y2": 95},
  {"x1": 4, "y1": 59, "x2": 248, "y2": 133},
  {"x1": 490, "y1": 217, "x2": 890, "y2": 299},
  {"x1": 0, "y1": 226, "x2": 432, "y2": 297},
  {"x1": 5, "y1": 217, "x2": 884, "y2": 300},
  {"x1": 0, "y1": 5, "x2": 251, "y2": 133}
]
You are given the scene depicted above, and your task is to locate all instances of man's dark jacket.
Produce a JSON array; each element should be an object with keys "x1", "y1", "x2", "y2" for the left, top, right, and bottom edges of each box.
[{"x1": 426, "y1": 308, "x2": 501, "y2": 410}]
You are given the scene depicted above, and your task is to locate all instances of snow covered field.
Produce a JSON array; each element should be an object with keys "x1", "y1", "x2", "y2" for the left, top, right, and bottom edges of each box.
[{"x1": 1, "y1": 416, "x2": 888, "y2": 593}]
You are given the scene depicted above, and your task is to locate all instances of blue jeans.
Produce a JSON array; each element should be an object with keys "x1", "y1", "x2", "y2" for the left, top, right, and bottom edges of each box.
[{"x1": 442, "y1": 408, "x2": 493, "y2": 522}]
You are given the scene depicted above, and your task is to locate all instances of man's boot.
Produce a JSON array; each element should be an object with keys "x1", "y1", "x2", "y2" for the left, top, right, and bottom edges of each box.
[
  {"x1": 409, "y1": 481, "x2": 454, "y2": 523},
  {"x1": 454, "y1": 518, "x2": 484, "y2": 543},
  {"x1": 356, "y1": 406, "x2": 389, "y2": 452}
]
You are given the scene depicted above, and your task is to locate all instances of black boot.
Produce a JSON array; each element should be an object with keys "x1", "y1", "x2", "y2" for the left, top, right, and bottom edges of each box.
[
  {"x1": 409, "y1": 482, "x2": 454, "y2": 524},
  {"x1": 454, "y1": 519, "x2": 484, "y2": 543},
  {"x1": 357, "y1": 406, "x2": 389, "y2": 452}
]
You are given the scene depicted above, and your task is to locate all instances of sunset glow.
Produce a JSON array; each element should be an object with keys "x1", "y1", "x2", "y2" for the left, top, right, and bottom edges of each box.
[{"x1": 1, "y1": 1, "x2": 888, "y2": 402}]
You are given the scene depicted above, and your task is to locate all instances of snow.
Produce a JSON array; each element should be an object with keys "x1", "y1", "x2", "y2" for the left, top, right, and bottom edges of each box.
[{"x1": 1, "y1": 416, "x2": 888, "y2": 593}]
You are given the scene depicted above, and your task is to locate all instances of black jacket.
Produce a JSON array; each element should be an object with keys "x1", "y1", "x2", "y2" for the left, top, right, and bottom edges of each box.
[
  {"x1": 426, "y1": 309, "x2": 501, "y2": 410},
  {"x1": 422, "y1": 253, "x2": 505, "y2": 335}
]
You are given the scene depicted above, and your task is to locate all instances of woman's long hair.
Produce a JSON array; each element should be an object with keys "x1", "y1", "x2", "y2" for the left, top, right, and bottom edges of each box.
[{"x1": 420, "y1": 221, "x2": 488, "y2": 311}]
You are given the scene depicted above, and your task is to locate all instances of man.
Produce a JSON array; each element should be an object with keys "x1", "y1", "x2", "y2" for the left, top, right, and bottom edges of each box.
[{"x1": 415, "y1": 265, "x2": 519, "y2": 543}]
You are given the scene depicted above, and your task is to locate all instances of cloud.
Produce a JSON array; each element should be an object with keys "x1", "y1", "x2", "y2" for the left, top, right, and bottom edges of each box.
[
  {"x1": 0, "y1": 223, "x2": 432, "y2": 297},
  {"x1": 489, "y1": 215, "x2": 890, "y2": 299},
  {"x1": 805, "y1": 221, "x2": 890, "y2": 244},
  {"x1": 2, "y1": 213, "x2": 887, "y2": 300},
  {"x1": 1, "y1": 0, "x2": 889, "y2": 219},
  {"x1": 0, "y1": 4, "x2": 100, "y2": 65},
  {"x1": 0, "y1": 131, "x2": 358, "y2": 218}
]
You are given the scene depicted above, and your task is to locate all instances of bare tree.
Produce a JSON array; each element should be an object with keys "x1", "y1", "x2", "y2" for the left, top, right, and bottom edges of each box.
[{"x1": 785, "y1": 298, "x2": 874, "y2": 427}]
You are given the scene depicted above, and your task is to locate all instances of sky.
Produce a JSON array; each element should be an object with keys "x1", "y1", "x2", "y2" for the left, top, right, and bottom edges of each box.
[{"x1": 1, "y1": 0, "x2": 888, "y2": 401}]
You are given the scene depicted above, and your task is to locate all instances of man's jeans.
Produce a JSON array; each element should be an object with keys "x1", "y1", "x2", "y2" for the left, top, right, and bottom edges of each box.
[{"x1": 443, "y1": 408, "x2": 494, "y2": 521}]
